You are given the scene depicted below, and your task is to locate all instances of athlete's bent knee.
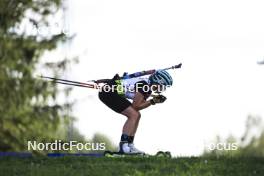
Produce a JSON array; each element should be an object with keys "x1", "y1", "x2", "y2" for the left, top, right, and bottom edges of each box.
[
  {"x1": 121, "y1": 106, "x2": 141, "y2": 120},
  {"x1": 131, "y1": 110, "x2": 141, "y2": 120}
]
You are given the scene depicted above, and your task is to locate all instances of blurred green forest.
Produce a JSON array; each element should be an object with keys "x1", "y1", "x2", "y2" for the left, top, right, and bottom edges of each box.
[{"x1": 0, "y1": 0, "x2": 115, "y2": 153}]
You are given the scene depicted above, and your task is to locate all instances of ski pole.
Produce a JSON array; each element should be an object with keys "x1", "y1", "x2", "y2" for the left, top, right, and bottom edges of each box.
[
  {"x1": 40, "y1": 75, "x2": 99, "y2": 89},
  {"x1": 162, "y1": 63, "x2": 182, "y2": 71},
  {"x1": 93, "y1": 63, "x2": 182, "y2": 83},
  {"x1": 122, "y1": 63, "x2": 182, "y2": 79},
  {"x1": 40, "y1": 63, "x2": 182, "y2": 87}
]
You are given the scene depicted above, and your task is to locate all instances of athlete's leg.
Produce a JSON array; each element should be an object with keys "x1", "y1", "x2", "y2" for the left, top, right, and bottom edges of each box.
[
  {"x1": 98, "y1": 91, "x2": 143, "y2": 153},
  {"x1": 121, "y1": 106, "x2": 141, "y2": 136},
  {"x1": 119, "y1": 106, "x2": 144, "y2": 153}
]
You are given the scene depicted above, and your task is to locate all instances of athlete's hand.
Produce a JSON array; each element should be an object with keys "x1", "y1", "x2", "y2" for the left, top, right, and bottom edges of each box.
[{"x1": 150, "y1": 95, "x2": 167, "y2": 105}]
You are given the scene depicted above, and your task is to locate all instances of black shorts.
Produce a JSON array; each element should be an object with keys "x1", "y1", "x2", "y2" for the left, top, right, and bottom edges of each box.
[{"x1": 98, "y1": 87, "x2": 131, "y2": 113}]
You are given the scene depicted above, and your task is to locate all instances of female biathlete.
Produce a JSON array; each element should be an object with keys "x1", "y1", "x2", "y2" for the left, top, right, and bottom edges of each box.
[{"x1": 98, "y1": 70, "x2": 173, "y2": 154}]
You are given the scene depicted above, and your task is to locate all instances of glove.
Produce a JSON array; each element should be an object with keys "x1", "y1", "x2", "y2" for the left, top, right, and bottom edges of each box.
[{"x1": 150, "y1": 95, "x2": 167, "y2": 105}]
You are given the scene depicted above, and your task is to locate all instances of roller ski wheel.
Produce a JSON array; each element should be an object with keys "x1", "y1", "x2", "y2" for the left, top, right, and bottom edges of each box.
[
  {"x1": 155, "y1": 151, "x2": 172, "y2": 158},
  {"x1": 103, "y1": 151, "x2": 115, "y2": 157}
]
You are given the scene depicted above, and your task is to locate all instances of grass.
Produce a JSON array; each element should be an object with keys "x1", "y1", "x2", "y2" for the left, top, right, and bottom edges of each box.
[{"x1": 0, "y1": 156, "x2": 263, "y2": 176}]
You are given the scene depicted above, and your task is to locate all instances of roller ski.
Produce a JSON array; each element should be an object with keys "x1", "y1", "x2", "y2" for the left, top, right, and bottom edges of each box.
[
  {"x1": 103, "y1": 151, "x2": 172, "y2": 158},
  {"x1": 104, "y1": 142, "x2": 146, "y2": 157},
  {"x1": 104, "y1": 142, "x2": 171, "y2": 158}
]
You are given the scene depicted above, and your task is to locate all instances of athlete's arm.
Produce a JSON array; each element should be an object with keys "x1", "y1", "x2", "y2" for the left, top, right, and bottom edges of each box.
[{"x1": 131, "y1": 92, "x2": 152, "y2": 111}]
